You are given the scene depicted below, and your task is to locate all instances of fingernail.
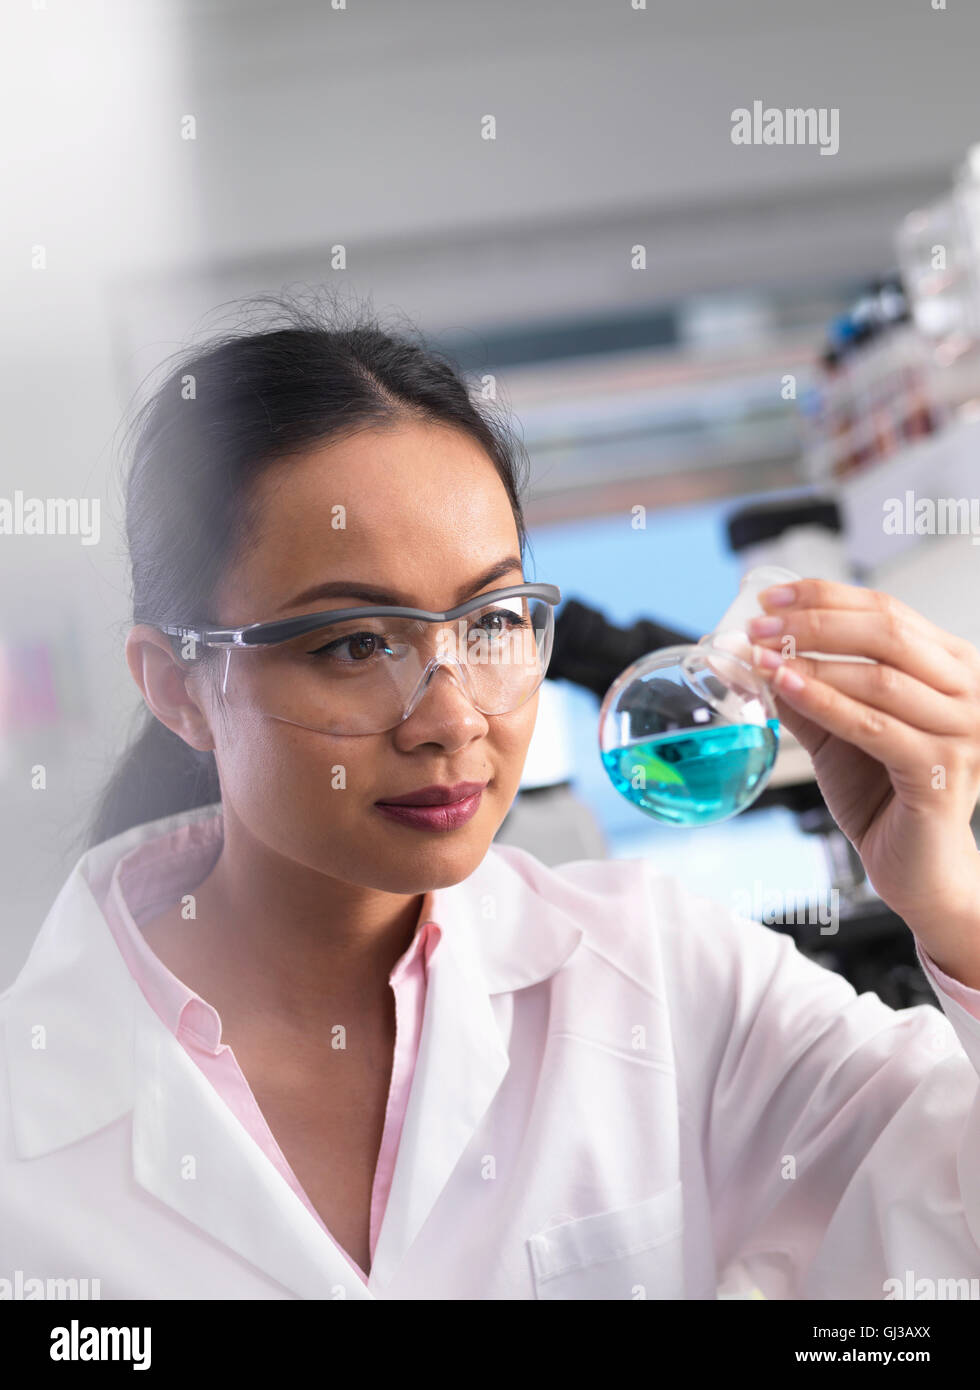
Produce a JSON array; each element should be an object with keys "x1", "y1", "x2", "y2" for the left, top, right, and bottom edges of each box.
[
  {"x1": 748, "y1": 615, "x2": 783, "y2": 637},
  {"x1": 760, "y1": 585, "x2": 796, "y2": 606},
  {"x1": 776, "y1": 665, "x2": 805, "y2": 693},
  {"x1": 753, "y1": 645, "x2": 783, "y2": 670}
]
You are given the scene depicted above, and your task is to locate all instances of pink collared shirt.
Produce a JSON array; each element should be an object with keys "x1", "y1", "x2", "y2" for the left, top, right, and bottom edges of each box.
[{"x1": 99, "y1": 810, "x2": 440, "y2": 1289}]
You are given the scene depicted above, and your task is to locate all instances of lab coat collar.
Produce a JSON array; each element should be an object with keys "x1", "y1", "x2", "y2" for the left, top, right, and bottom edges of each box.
[{"x1": 2, "y1": 804, "x2": 584, "y2": 1296}]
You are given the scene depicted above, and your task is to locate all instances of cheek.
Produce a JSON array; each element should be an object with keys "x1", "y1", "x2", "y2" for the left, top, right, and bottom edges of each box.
[
  {"x1": 488, "y1": 696, "x2": 539, "y2": 793},
  {"x1": 212, "y1": 713, "x2": 382, "y2": 860}
]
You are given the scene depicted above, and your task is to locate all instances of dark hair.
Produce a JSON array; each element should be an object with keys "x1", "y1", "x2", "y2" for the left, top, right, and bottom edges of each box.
[{"x1": 87, "y1": 290, "x2": 531, "y2": 849}]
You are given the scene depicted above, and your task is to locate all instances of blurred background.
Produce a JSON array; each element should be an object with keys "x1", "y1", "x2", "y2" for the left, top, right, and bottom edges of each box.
[{"x1": 3, "y1": 0, "x2": 980, "y2": 1003}]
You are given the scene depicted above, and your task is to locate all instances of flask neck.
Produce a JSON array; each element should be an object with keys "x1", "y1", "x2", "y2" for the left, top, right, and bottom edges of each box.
[{"x1": 705, "y1": 564, "x2": 801, "y2": 643}]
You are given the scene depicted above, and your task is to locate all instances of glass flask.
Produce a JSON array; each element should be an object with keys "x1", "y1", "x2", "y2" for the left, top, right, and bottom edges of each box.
[{"x1": 597, "y1": 565, "x2": 801, "y2": 827}]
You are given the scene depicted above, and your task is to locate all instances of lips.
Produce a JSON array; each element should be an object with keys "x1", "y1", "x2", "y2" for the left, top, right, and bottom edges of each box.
[
  {"x1": 375, "y1": 781, "x2": 488, "y2": 808},
  {"x1": 374, "y1": 782, "x2": 488, "y2": 832}
]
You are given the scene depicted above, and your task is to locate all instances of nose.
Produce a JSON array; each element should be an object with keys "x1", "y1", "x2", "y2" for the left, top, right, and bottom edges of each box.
[{"x1": 395, "y1": 658, "x2": 488, "y2": 741}]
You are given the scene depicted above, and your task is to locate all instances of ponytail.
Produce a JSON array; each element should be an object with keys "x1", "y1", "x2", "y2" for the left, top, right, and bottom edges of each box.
[{"x1": 87, "y1": 713, "x2": 220, "y2": 850}]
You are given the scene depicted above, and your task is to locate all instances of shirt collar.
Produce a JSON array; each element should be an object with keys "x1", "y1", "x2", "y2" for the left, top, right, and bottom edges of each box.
[
  {"x1": 104, "y1": 809, "x2": 444, "y2": 1053},
  {"x1": 104, "y1": 813, "x2": 224, "y2": 1049}
]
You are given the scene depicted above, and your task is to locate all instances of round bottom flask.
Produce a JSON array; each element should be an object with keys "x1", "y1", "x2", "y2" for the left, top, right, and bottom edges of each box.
[{"x1": 597, "y1": 566, "x2": 800, "y2": 827}]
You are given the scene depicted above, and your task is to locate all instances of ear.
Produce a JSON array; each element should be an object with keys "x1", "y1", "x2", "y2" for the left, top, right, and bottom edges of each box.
[{"x1": 125, "y1": 625, "x2": 216, "y2": 752}]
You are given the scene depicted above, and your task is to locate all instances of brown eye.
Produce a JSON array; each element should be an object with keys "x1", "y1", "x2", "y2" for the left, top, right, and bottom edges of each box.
[
  {"x1": 310, "y1": 630, "x2": 390, "y2": 662},
  {"x1": 348, "y1": 633, "x2": 379, "y2": 661},
  {"x1": 474, "y1": 608, "x2": 526, "y2": 636}
]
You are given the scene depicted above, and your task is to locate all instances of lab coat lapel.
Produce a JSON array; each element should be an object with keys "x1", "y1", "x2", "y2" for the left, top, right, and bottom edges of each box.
[
  {"x1": 368, "y1": 845, "x2": 585, "y2": 1289},
  {"x1": 4, "y1": 850, "x2": 140, "y2": 1157},
  {"x1": 368, "y1": 913, "x2": 510, "y2": 1288},
  {"x1": 130, "y1": 1013, "x2": 374, "y2": 1300}
]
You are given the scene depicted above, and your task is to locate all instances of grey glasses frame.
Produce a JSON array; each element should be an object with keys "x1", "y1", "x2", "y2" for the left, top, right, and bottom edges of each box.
[{"x1": 156, "y1": 582, "x2": 563, "y2": 651}]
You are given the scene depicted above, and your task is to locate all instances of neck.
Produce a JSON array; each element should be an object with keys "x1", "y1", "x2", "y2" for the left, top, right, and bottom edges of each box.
[{"x1": 181, "y1": 809, "x2": 427, "y2": 1035}]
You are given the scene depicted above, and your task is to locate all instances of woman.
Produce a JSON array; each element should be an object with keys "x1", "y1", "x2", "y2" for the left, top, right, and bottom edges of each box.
[{"x1": 3, "y1": 298, "x2": 980, "y2": 1302}]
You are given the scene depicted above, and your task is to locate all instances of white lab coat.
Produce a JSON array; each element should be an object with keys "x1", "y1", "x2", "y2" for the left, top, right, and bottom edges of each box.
[{"x1": 3, "y1": 803, "x2": 980, "y2": 1301}]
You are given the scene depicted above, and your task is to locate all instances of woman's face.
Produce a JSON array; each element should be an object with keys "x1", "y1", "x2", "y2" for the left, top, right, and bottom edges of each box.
[{"x1": 195, "y1": 420, "x2": 539, "y2": 894}]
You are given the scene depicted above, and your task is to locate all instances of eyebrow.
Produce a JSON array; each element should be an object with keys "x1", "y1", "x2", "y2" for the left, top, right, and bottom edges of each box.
[{"x1": 279, "y1": 556, "x2": 526, "y2": 612}]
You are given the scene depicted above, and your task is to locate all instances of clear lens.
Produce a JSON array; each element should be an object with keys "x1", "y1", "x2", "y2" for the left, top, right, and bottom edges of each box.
[{"x1": 219, "y1": 593, "x2": 555, "y2": 735}]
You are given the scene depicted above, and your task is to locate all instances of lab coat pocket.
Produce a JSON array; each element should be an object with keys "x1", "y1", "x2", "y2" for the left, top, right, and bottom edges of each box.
[{"x1": 527, "y1": 1181, "x2": 685, "y2": 1300}]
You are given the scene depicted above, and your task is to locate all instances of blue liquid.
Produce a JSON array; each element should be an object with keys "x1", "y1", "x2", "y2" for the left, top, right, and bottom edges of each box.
[{"x1": 601, "y1": 720, "x2": 779, "y2": 827}]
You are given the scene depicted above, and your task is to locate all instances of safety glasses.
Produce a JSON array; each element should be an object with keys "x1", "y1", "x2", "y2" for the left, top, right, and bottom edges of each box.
[{"x1": 156, "y1": 582, "x2": 562, "y2": 736}]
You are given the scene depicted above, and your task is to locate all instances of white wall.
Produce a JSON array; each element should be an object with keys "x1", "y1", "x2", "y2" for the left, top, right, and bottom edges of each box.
[
  {"x1": 165, "y1": 0, "x2": 977, "y2": 325},
  {"x1": 0, "y1": 0, "x2": 203, "y2": 982}
]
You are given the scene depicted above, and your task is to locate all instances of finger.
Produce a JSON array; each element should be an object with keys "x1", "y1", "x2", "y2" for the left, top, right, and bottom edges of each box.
[
  {"x1": 751, "y1": 649, "x2": 970, "y2": 736},
  {"x1": 748, "y1": 607, "x2": 969, "y2": 695},
  {"x1": 758, "y1": 577, "x2": 980, "y2": 667},
  {"x1": 762, "y1": 660, "x2": 922, "y2": 776}
]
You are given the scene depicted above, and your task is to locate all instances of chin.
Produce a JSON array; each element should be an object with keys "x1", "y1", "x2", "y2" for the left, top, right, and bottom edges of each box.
[{"x1": 364, "y1": 828, "x2": 494, "y2": 895}]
